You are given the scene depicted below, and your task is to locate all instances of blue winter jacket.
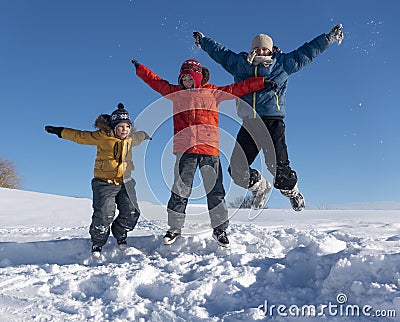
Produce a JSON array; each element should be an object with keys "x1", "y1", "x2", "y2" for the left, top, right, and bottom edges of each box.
[{"x1": 200, "y1": 34, "x2": 332, "y2": 119}]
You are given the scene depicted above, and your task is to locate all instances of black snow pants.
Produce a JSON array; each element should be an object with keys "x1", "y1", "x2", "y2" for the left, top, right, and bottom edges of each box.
[{"x1": 228, "y1": 117, "x2": 298, "y2": 191}]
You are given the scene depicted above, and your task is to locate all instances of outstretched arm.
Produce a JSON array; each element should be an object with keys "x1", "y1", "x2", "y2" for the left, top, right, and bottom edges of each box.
[
  {"x1": 131, "y1": 130, "x2": 152, "y2": 147},
  {"x1": 282, "y1": 24, "x2": 344, "y2": 75},
  {"x1": 57, "y1": 128, "x2": 101, "y2": 146},
  {"x1": 213, "y1": 77, "x2": 266, "y2": 101},
  {"x1": 193, "y1": 31, "x2": 241, "y2": 75},
  {"x1": 132, "y1": 60, "x2": 180, "y2": 97}
]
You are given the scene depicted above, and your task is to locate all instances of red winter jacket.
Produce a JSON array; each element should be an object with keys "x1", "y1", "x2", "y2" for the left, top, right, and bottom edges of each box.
[{"x1": 136, "y1": 64, "x2": 265, "y2": 156}]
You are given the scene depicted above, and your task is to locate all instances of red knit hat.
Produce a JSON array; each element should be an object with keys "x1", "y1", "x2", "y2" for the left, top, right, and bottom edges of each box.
[{"x1": 178, "y1": 59, "x2": 203, "y2": 88}]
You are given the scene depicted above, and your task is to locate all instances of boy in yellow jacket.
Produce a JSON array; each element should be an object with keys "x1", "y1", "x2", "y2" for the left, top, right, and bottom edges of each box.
[{"x1": 45, "y1": 103, "x2": 151, "y2": 258}]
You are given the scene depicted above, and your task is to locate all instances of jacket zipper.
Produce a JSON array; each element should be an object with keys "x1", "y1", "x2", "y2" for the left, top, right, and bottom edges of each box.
[
  {"x1": 253, "y1": 65, "x2": 281, "y2": 113},
  {"x1": 252, "y1": 66, "x2": 258, "y2": 118},
  {"x1": 274, "y1": 92, "x2": 281, "y2": 111}
]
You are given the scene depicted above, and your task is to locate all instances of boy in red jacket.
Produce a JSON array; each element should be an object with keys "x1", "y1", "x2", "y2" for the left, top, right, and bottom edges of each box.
[{"x1": 131, "y1": 58, "x2": 269, "y2": 247}]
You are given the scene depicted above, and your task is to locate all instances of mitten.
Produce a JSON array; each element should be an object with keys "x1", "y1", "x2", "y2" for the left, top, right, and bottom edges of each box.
[
  {"x1": 45, "y1": 126, "x2": 64, "y2": 138},
  {"x1": 137, "y1": 131, "x2": 152, "y2": 140},
  {"x1": 264, "y1": 79, "x2": 278, "y2": 91},
  {"x1": 131, "y1": 59, "x2": 140, "y2": 68},
  {"x1": 143, "y1": 132, "x2": 152, "y2": 140},
  {"x1": 193, "y1": 31, "x2": 204, "y2": 47},
  {"x1": 272, "y1": 45, "x2": 282, "y2": 54},
  {"x1": 327, "y1": 24, "x2": 344, "y2": 45}
]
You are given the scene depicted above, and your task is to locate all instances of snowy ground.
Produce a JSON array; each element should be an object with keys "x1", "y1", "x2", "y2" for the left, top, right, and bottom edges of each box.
[{"x1": 1, "y1": 188, "x2": 400, "y2": 321}]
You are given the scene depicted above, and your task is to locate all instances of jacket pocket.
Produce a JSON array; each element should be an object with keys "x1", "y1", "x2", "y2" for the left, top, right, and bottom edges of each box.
[
  {"x1": 95, "y1": 159, "x2": 119, "y2": 172},
  {"x1": 197, "y1": 124, "x2": 219, "y2": 146}
]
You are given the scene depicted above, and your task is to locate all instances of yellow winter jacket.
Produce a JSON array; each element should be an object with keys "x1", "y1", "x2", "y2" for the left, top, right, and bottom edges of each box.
[{"x1": 61, "y1": 115, "x2": 147, "y2": 185}]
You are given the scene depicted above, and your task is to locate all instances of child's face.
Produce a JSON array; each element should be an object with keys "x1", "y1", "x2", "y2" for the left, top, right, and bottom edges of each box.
[
  {"x1": 115, "y1": 123, "x2": 131, "y2": 139},
  {"x1": 255, "y1": 47, "x2": 272, "y2": 56},
  {"x1": 181, "y1": 74, "x2": 195, "y2": 89}
]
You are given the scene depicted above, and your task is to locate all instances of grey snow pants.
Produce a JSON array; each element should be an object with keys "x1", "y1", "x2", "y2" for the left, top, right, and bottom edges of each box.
[
  {"x1": 90, "y1": 178, "x2": 140, "y2": 246},
  {"x1": 167, "y1": 152, "x2": 229, "y2": 232}
]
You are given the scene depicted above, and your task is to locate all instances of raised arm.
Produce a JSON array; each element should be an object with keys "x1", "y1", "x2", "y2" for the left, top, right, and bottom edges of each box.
[
  {"x1": 132, "y1": 59, "x2": 180, "y2": 97},
  {"x1": 193, "y1": 31, "x2": 242, "y2": 75},
  {"x1": 281, "y1": 24, "x2": 343, "y2": 75}
]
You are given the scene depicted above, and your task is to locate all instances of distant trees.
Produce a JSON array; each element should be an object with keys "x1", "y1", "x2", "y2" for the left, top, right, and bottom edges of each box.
[{"x1": 0, "y1": 158, "x2": 21, "y2": 189}]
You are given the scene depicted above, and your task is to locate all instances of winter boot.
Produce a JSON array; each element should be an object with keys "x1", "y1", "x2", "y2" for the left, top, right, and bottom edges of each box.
[
  {"x1": 117, "y1": 239, "x2": 128, "y2": 251},
  {"x1": 249, "y1": 177, "x2": 272, "y2": 210},
  {"x1": 280, "y1": 184, "x2": 305, "y2": 211},
  {"x1": 91, "y1": 244, "x2": 102, "y2": 259},
  {"x1": 212, "y1": 229, "x2": 230, "y2": 248},
  {"x1": 163, "y1": 231, "x2": 181, "y2": 245}
]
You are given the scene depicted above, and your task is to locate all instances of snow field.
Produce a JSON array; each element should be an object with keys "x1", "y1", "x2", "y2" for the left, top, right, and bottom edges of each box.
[{"x1": 1, "y1": 188, "x2": 400, "y2": 321}]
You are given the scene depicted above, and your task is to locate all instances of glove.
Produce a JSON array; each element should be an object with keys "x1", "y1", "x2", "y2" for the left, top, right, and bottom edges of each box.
[
  {"x1": 45, "y1": 126, "x2": 64, "y2": 138},
  {"x1": 272, "y1": 45, "x2": 282, "y2": 54},
  {"x1": 264, "y1": 79, "x2": 278, "y2": 91},
  {"x1": 327, "y1": 24, "x2": 344, "y2": 45},
  {"x1": 131, "y1": 59, "x2": 140, "y2": 68},
  {"x1": 193, "y1": 31, "x2": 204, "y2": 47},
  {"x1": 141, "y1": 131, "x2": 152, "y2": 140}
]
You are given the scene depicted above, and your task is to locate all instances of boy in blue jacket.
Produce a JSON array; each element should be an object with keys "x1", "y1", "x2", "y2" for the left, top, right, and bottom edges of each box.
[{"x1": 193, "y1": 25, "x2": 343, "y2": 211}]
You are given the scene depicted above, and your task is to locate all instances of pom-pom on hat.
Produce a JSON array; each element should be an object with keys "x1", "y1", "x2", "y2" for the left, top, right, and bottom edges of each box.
[
  {"x1": 178, "y1": 59, "x2": 203, "y2": 88},
  {"x1": 110, "y1": 103, "x2": 131, "y2": 129},
  {"x1": 251, "y1": 34, "x2": 273, "y2": 52}
]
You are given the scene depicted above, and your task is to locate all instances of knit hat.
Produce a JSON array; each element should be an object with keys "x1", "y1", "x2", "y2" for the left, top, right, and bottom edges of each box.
[
  {"x1": 110, "y1": 103, "x2": 131, "y2": 129},
  {"x1": 251, "y1": 34, "x2": 273, "y2": 52},
  {"x1": 178, "y1": 59, "x2": 203, "y2": 88}
]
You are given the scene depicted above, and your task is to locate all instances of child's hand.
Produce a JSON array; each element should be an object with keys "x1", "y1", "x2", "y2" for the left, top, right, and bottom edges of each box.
[
  {"x1": 264, "y1": 79, "x2": 278, "y2": 91},
  {"x1": 131, "y1": 59, "x2": 140, "y2": 68},
  {"x1": 143, "y1": 132, "x2": 152, "y2": 140},
  {"x1": 45, "y1": 126, "x2": 64, "y2": 138},
  {"x1": 327, "y1": 24, "x2": 343, "y2": 45},
  {"x1": 193, "y1": 31, "x2": 204, "y2": 47}
]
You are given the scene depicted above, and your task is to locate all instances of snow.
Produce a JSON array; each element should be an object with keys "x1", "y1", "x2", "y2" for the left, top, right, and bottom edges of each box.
[{"x1": 1, "y1": 188, "x2": 400, "y2": 321}]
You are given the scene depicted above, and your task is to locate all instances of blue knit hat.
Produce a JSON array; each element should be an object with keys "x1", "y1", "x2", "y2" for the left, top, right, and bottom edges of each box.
[{"x1": 110, "y1": 103, "x2": 131, "y2": 128}]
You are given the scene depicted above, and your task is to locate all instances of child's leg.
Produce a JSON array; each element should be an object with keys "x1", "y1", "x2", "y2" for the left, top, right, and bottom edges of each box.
[
  {"x1": 167, "y1": 153, "x2": 198, "y2": 232},
  {"x1": 90, "y1": 178, "x2": 120, "y2": 246},
  {"x1": 199, "y1": 156, "x2": 229, "y2": 231},
  {"x1": 228, "y1": 120, "x2": 262, "y2": 189},
  {"x1": 111, "y1": 178, "x2": 140, "y2": 241},
  {"x1": 264, "y1": 119, "x2": 297, "y2": 190}
]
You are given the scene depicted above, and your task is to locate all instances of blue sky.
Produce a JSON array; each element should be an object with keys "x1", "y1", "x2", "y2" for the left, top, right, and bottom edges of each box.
[{"x1": 1, "y1": 0, "x2": 399, "y2": 209}]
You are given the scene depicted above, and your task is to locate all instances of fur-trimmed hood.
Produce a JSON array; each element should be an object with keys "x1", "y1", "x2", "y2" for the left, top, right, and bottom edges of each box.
[{"x1": 94, "y1": 114, "x2": 137, "y2": 138}]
